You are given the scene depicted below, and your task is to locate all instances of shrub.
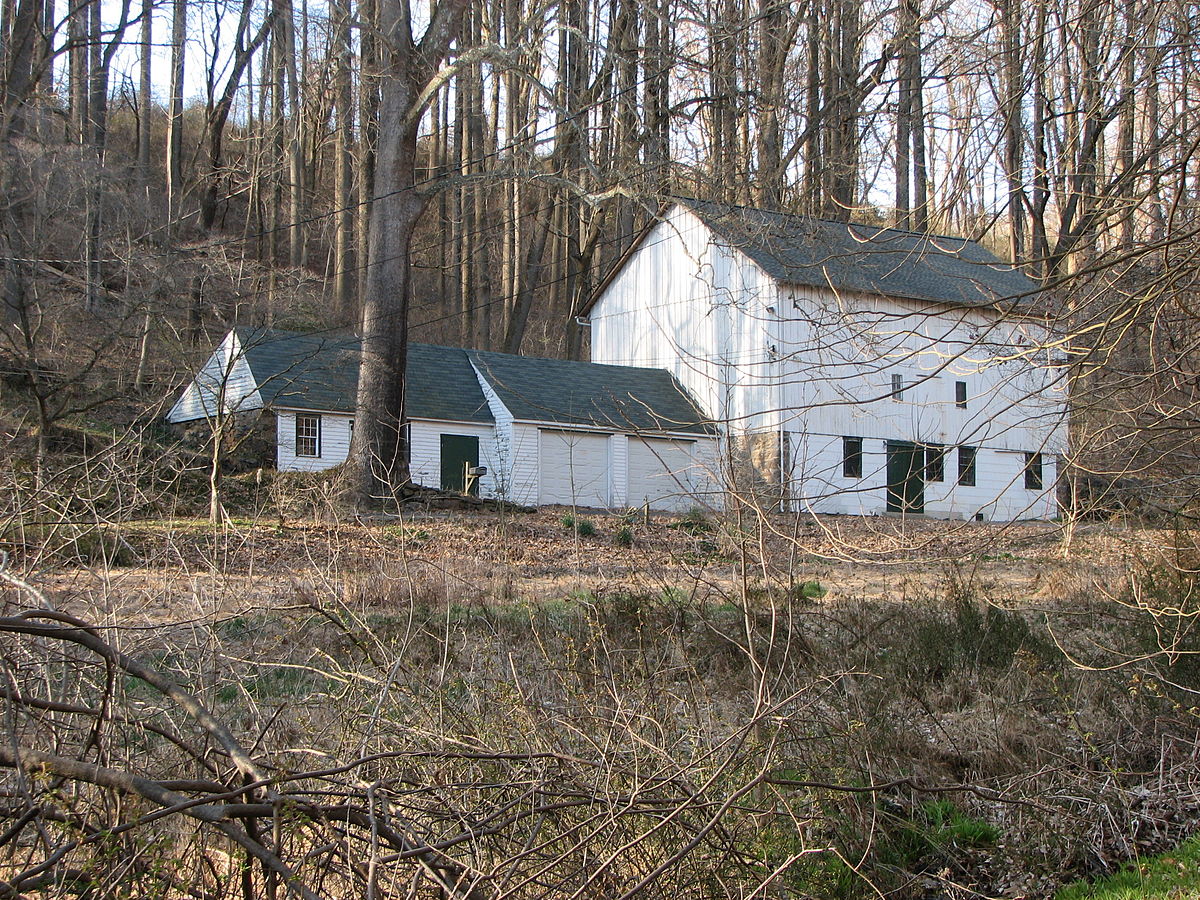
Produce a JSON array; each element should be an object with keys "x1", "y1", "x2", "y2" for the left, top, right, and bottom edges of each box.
[
  {"x1": 900, "y1": 596, "x2": 1057, "y2": 683},
  {"x1": 615, "y1": 525, "x2": 634, "y2": 547},
  {"x1": 791, "y1": 580, "x2": 827, "y2": 601},
  {"x1": 561, "y1": 514, "x2": 596, "y2": 537}
]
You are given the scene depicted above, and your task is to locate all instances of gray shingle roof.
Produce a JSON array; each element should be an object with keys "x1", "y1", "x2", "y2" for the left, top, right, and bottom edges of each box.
[
  {"x1": 226, "y1": 329, "x2": 713, "y2": 435},
  {"x1": 468, "y1": 349, "x2": 715, "y2": 435},
  {"x1": 680, "y1": 198, "x2": 1041, "y2": 309},
  {"x1": 235, "y1": 328, "x2": 493, "y2": 424}
]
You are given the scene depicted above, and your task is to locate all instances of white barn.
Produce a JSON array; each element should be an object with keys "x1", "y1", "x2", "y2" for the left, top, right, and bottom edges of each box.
[
  {"x1": 580, "y1": 198, "x2": 1068, "y2": 521},
  {"x1": 168, "y1": 328, "x2": 719, "y2": 511}
]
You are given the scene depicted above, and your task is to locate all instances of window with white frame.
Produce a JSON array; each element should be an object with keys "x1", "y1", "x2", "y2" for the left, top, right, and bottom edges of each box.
[
  {"x1": 295, "y1": 414, "x2": 321, "y2": 457},
  {"x1": 891, "y1": 373, "x2": 904, "y2": 400}
]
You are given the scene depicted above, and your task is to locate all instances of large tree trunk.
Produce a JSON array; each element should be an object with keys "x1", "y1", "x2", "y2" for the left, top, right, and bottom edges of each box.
[
  {"x1": 352, "y1": 108, "x2": 420, "y2": 498},
  {"x1": 0, "y1": 0, "x2": 46, "y2": 139},
  {"x1": 347, "y1": 0, "x2": 469, "y2": 503},
  {"x1": 501, "y1": 211, "x2": 549, "y2": 355},
  {"x1": 355, "y1": 0, "x2": 378, "y2": 314}
]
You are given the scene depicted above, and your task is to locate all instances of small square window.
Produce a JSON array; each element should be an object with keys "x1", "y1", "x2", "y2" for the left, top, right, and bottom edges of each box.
[
  {"x1": 955, "y1": 381, "x2": 967, "y2": 409},
  {"x1": 296, "y1": 414, "x2": 321, "y2": 458},
  {"x1": 843, "y1": 436, "x2": 863, "y2": 479},
  {"x1": 891, "y1": 373, "x2": 904, "y2": 400},
  {"x1": 924, "y1": 444, "x2": 945, "y2": 482},
  {"x1": 1024, "y1": 452, "x2": 1043, "y2": 490},
  {"x1": 957, "y1": 446, "x2": 977, "y2": 486}
]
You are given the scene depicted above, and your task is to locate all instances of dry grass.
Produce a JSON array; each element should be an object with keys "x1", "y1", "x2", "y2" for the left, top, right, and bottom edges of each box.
[
  {"x1": 0, "y1": 507, "x2": 1196, "y2": 899},
  {"x1": 9, "y1": 509, "x2": 1138, "y2": 625}
]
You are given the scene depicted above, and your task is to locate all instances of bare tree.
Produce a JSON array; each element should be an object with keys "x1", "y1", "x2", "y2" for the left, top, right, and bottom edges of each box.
[{"x1": 346, "y1": 0, "x2": 470, "y2": 501}]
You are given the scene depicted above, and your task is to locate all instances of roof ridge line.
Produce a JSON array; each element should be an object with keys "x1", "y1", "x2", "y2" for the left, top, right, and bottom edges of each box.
[{"x1": 674, "y1": 195, "x2": 983, "y2": 246}]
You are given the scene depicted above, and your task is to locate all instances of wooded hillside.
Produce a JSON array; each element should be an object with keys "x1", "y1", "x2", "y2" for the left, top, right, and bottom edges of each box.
[{"x1": 2, "y1": 0, "x2": 1197, "y2": 499}]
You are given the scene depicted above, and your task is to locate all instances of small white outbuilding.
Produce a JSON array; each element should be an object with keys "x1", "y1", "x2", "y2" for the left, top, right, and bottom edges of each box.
[{"x1": 168, "y1": 328, "x2": 720, "y2": 512}]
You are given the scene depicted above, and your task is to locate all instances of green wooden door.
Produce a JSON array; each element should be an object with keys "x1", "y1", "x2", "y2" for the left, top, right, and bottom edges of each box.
[
  {"x1": 440, "y1": 434, "x2": 480, "y2": 495},
  {"x1": 886, "y1": 441, "x2": 925, "y2": 514}
]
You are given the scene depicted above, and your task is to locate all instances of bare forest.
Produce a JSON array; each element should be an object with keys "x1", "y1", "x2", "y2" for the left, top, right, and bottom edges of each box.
[{"x1": 3, "y1": 0, "x2": 1200, "y2": 897}]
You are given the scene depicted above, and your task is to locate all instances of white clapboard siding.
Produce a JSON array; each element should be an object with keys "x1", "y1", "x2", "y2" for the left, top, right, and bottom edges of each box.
[
  {"x1": 276, "y1": 411, "x2": 352, "y2": 472},
  {"x1": 408, "y1": 420, "x2": 500, "y2": 497},
  {"x1": 538, "y1": 429, "x2": 611, "y2": 508},
  {"x1": 168, "y1": 330, "x2": 263, "y2": 423},
  {"x1": 627, "y1": 437, "x2": 711, "y2": 512},
  {"x1": 470, "y1": 361, "x2": 539, "y2": 504}
]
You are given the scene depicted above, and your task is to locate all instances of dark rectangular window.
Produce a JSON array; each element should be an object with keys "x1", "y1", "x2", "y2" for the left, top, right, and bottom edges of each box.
[
  {"x1": 891, "y1": 373, "x2": 904, "y2": 400},
  {"x1": 924, "y1": 444, "x2": 945, "y2": 482},
  {"x1": 296, "y1": 414, "x2": 321, "y2": 457},
  {"x1": 955, "y1": 381, "x2": 967, "y2": 408},
  {"x1": 957, "y1": 446, "x2": 977, "y2": 486},
  {"x1": 843, "y1": 436, "x2": 863, "y2": 479},
  {"x1": 1024, "y1": 452, "x2": 1043, "y2": 490}
]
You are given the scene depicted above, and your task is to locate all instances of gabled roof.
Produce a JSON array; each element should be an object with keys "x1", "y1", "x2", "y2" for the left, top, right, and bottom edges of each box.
[
  {"x1": 175, "y1": 328, "x2": 714, "y2": 435},
  {"x1": 233, "y1": 328, "x2": 493, "y2": 423},
  {"x1": 684, "y1": 198, "x2": 1040, "y2": 308},
  {"x1": 468, "y1": 349, "x2": 716, "y2": 435},
  {"x1": 583, "y1": 198, "x2": 1042, "y2": 314}
]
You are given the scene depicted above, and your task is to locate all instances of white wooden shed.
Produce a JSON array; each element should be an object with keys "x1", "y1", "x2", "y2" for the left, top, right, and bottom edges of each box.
[{"x1": 168, "y1": 328, "x2": 719, "y2": 512}]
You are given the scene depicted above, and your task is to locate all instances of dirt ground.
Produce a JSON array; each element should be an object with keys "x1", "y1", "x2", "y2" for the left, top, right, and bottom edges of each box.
[{"x1": 14, "y1": 508, "x2": 1161, "y2": 626}]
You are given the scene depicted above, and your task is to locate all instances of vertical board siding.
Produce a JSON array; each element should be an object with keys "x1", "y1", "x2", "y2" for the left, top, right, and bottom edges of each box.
[
  {"x1": 589, "y1": 205, "x2": 1067, "y2": 521},
  {"x1": 590, "y1": 205, "x2": 780, "y2": 433},
  {"x1": 504, "y1": 424, "x2": 540, "y2": 505},
  {"x1": 610, "y1": 435, "x2": 628, "y2": 508},
  {"x1": 786, "y1": 433, "x2": 1059, "y2": 520},
  {"x1": 538, "y1": 430, "x2": 612, "y2": 508},
  {"x1": 626, "y1": 436, "x2": 721, "y2": 512}
]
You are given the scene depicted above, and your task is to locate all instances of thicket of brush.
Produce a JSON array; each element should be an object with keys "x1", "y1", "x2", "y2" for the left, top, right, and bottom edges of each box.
[{"x1": 1, "y1": 512, "x2": 1198, "y2": 899}]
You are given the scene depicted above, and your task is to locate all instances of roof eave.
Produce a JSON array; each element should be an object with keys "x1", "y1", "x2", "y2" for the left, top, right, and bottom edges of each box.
[
  {"x1": 510, "y1": 415, "x2": 716, "y2": 437},
  {"x1": 575, "y1": 200, "x2": 676, "y2": 319},
  {"x1": 778, "y1": 277, "x2": 1045, "y2": 316}
]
